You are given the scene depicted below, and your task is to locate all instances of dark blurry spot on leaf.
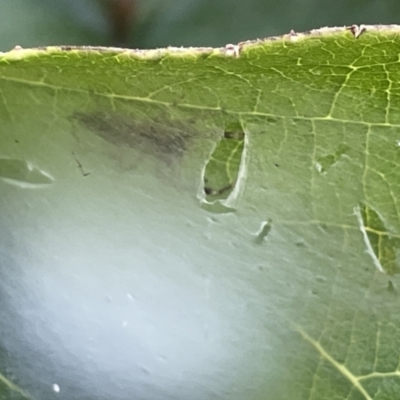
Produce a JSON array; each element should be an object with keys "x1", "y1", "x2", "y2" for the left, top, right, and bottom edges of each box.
[{"x1": 73, "y1": 111, "x2": 196, "y2": 163}]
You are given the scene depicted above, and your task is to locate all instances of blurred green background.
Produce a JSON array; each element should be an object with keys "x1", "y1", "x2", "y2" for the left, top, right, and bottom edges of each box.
[{"x1": 0, "y1": 0, "x2": 399, "y2": 51}]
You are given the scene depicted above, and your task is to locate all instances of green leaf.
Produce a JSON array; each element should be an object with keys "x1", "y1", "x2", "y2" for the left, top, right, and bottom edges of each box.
[{"x1": 1, "y1": 26, "x2": 400, "y2": 400}]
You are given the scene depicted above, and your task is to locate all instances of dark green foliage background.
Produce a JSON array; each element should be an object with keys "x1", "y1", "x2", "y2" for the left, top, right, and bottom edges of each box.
[{"x1": 0, "y1": 0, "x2": 400, "y2": 49}]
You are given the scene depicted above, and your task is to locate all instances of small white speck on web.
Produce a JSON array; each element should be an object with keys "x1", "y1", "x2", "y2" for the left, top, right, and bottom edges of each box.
[
  {"x1": 126, "y1": 292, "x2": 136, "y2": 301},
  {"x1": 52, "y1": 384, "x2": 60, "y2": 393}
]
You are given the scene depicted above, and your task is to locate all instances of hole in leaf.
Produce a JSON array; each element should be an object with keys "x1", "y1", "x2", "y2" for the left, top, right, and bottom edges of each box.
[
  {"x1": 316, "y1": 143, "x2": 350, "y2": 174},
  {"x1": 201, "y1": 126, "x2": 247, "y2": 213},
  {"x1": 254, "y1": 219, "x2": 273, "y2": 244},
  {"x1": 0, "y1": 158, "x2": 53, "y2": 188},
  {"x1": 354, "y1": 203, "x2": 400, "y2": 275}
]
